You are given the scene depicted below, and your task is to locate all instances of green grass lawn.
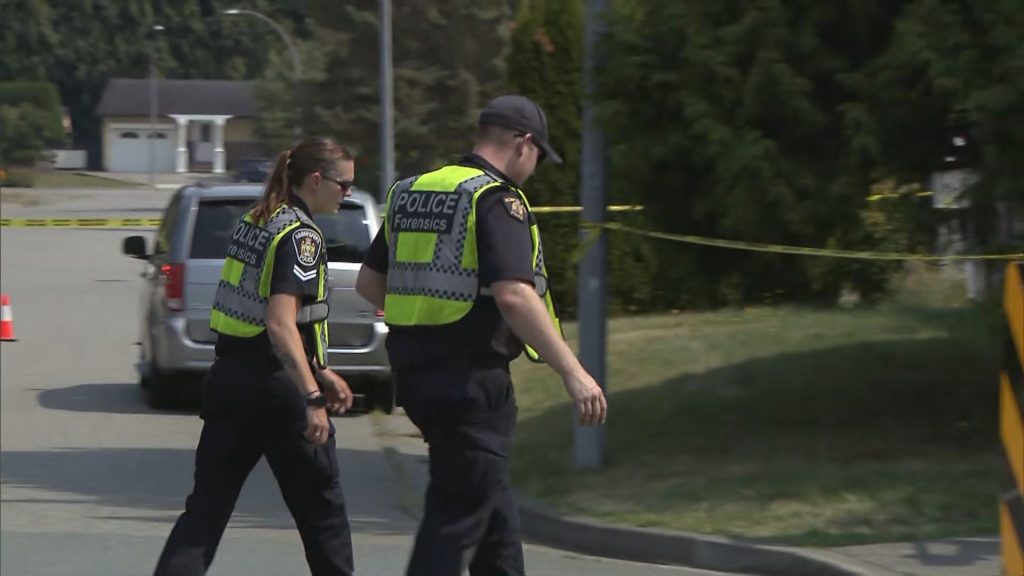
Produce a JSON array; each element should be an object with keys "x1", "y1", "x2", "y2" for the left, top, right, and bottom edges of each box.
[{"x1": 510, "y1": 301, "x2": 1004, "y2": 546}]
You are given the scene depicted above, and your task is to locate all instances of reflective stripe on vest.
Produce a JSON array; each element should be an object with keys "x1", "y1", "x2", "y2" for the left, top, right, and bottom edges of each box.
[
  {"x1": 210, "y1": 204, "x2": 330, "y2": 367},
  {"x1": 383, "y1": 164, "x2": 561, "y2": 363},
  {"x1": 311, "y1": 261, "x2": 328, "y2": 369},
  {"x1": 526, "y1": 217, "x2": 561, "y2": 363}
]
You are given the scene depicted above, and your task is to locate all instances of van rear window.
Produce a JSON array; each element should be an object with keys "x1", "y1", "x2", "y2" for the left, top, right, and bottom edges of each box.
[
  {"x1": 314, "y1": 204, "x2": 373, "y2": 263},
  {"x1": 190, "y1": 199, "x2": 372, "y2": 262},
  {"x1": 190, "y1": 200, "x2": 255, "y2": 259}
]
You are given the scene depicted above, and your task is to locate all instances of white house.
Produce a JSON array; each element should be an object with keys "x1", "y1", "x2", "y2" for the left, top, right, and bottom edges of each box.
[{"x1": 95, "y1": 78, "x2": 262, "y2": 174}]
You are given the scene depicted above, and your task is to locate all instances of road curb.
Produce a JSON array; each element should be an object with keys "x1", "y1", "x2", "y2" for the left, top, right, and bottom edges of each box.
[{"x1": 518, "y1": 498, "x2": 886, "y2": 576}]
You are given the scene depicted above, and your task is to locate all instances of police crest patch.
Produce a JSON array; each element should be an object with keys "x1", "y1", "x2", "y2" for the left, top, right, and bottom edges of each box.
[
  {"x1": 503, "y1": 196, "x2": 526, "y2": 221},
  {"x1": 292, "y1": 229, "x2": 322, "y2": 266}
]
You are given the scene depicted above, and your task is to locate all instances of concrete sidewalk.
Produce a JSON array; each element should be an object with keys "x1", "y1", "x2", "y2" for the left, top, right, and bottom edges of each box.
[
  {"x1": 375, "y1": 411, "x2": 1004, "y2": 576},
  {"x1": 519, "y1": 500, "x2": 1002, "y2": 576},
  {"x1": 830, "y1": 539, "x2": 1002, "y2": 576}
]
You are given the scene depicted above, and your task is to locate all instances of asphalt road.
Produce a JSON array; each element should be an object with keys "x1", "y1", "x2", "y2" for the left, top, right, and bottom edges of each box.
[{"x1": 0, "y1": 188, "x2": 740, "y2": 575}]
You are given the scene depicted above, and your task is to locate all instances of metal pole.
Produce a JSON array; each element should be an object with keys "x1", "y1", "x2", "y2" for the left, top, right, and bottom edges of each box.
[
  {"x1": 148, "y1": 25, "x2": 163, "y2": 187},
  {"x1": 575, "y1": 0, "x2": 608, "y2": 470},
  {"x1": 378, "y1": 0, "x2": 396, "y2": 203},
  {"x1": 148, "y1": 49, "x2": 156, "y2": 187}
]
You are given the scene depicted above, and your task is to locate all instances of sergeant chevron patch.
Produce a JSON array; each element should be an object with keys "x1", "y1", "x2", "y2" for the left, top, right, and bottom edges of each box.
[{"x1": 293, "y1": 265, "x2": 317, "y2": 282}]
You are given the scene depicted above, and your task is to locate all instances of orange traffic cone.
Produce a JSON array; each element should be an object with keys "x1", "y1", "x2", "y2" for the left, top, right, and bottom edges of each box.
[{"x1": 1, "y1": 294, "x2": 16, "y2": 341}]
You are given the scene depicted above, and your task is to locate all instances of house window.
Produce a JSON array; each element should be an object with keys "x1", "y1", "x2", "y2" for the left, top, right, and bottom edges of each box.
[
  {"x1": 120, "y1": 131, "x2": 140, "y2": 139},
  {"x1": 200, "y1": 123, "x2": 212, "y2": 142},
  {"x1": 147, "y1": 132, "x2": 168, "y2": 139}
]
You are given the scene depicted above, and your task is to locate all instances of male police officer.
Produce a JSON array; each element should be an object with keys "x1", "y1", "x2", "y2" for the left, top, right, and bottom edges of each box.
[{"x1": 356, "y1": 95, "x2": 607, "y2": 576}]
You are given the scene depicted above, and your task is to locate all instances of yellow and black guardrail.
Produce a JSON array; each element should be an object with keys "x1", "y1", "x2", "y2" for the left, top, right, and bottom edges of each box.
[{"x1": 1002, "y1": 261, "x2": 1024, "y2": 576}]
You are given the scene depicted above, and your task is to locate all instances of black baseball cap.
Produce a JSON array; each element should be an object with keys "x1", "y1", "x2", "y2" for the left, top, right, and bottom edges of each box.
[{"x1": 478, "y1": 94, "x2": 563, "y2": 164}]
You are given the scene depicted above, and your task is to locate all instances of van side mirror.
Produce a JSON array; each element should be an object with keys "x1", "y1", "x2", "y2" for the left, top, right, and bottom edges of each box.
[{"x1": 123, "y1": 235, "x2": 149, "y2": 260}]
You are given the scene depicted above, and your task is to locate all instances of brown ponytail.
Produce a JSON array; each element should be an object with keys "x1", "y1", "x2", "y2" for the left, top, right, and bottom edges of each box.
[{"x1": 250, "y1": 136, "x2": 355, "y2": 223}]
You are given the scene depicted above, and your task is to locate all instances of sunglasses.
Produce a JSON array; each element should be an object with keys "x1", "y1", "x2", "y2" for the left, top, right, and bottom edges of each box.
[
  {"x1": 513, "y1": 132, "x2": 546, "y2": 165},
  {"x1": 323, "y1": 175, "x2": 354, "y2": 192}
]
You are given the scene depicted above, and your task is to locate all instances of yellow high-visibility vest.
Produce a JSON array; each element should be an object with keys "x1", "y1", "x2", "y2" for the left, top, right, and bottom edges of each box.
[
  {"x1": 210, "y1": 204, "x2": 329, "y2": 368},
  {"x1": 383, "y1": 164, "x2": 560, "y2": 362}
]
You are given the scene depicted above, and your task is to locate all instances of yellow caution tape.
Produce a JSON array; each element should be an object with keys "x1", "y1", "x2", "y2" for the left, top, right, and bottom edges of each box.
[
  {"x1": 866, "y1": 191, "x2": 934, "y2": 202},
  {"x1": 6, "y1": 211, "x2": 1020, "y2": 262},
  {"x1": 1, "y1": 218, "x2": 163, "y2": 228},
  {"x1": 585, "y1": 222, "x2": 1024, "y2": 261},
  {"x1": 532, "y1": 205, "x2": 644, "y2": 214},
  {"x1": 0, "y1": 207, "x2": 645, "y2": 226}
]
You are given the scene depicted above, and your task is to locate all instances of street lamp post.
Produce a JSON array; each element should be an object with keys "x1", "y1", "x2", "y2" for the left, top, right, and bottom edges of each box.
[
  {"x1": 379, "y1": 0, "x2": 395, "y2": 203},
  {"x1": 148, "y1": 24, "x2": 165, "y2": 188},
  {"x1": 223, "y1": 9, "x2": 302, "y2": 81},
  {"x1": 224, "y1": 9, "x2": 303, "y2": 134},
  {"x1": 224, "y1": 4, "x2": 395, "y2": 197}
]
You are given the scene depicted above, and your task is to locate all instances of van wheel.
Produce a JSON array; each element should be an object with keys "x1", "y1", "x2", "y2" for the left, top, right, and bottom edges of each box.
[{"x1": 147, "y1": 372, "x2": 178, "y2": 409}]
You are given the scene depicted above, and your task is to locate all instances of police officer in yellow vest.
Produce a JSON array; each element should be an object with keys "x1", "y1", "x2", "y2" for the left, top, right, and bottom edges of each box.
[
  {"x1": 155, "y1": 137, "x2": 356, "y2": 576},
  {"x1": 357, "y1": 95, "x2": 608, "y2": 576}
]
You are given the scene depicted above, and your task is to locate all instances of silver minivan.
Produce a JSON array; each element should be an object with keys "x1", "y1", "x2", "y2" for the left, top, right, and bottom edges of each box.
[{"x1": 122, "y1": 184, "x2": 393, "y2": 411}]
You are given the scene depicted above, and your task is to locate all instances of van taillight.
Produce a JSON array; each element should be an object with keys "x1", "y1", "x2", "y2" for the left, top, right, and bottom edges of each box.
[
  {"x1": 161, "y1": 263, "x2": 185, "y2": 311},
  {"x1": 375, "y1": 309, "x2": 385, "y2": 318}
]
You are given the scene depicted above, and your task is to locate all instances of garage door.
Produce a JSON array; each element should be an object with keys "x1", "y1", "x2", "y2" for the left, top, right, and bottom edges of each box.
[{"x1": 108, "y1": 127, "x2": 176, "y2": 172}]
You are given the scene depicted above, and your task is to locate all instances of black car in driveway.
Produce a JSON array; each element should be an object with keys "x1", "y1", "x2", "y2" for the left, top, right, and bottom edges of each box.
[{"x1": 234, "y1": 157, "x2": 272, "y2": 183}]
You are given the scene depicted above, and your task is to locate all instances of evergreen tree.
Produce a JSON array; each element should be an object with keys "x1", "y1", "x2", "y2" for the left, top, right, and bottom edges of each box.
[
  {"x1": 863, "y1": 0, "x2": 1024, "y2": 247},
  {"x1": 271, "y1": 0, "x2": 517, "y2": 195},
  {"x1": 0, "y1": 82, "x2": 65, "y2": 166},
  {"x1": 507, "y1": 0, "x2": 584, "y2": 314},
  {"x1": 598, "y1": 0, "x2": 913, "y2": 307},
  {"x1": 0, "y1": 0, "x2": 300, "y2": 167},
  {"x1": 0, "y1": 0, "x2": 57, "y2": 82}
]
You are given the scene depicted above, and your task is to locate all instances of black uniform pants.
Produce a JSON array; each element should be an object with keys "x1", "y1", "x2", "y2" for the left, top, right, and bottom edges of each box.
[
  {"x1": 154, "y1": 352, "x2": 353, "y2": 576},
  {"x1": 398, "y1": 362, "x2": 524, "y2": 576}
]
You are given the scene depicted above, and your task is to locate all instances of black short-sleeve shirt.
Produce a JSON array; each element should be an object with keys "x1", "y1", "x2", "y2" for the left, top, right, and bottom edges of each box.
[{"x1": 363, "y1": 154, "x2": 535, "y2": 369}]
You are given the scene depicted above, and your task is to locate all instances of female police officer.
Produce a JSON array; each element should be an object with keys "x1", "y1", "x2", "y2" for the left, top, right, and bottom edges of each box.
[{"x1": 154, "y1": 136, "x2": 356, "y2": 576}]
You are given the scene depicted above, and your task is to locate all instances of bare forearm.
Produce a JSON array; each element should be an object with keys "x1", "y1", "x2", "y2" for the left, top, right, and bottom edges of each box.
[
  {"x1": 267, "y1": 320, "x2": 319, "y2": 396},
  {"x1": 493, "y1": 281, "x2": 583, "y2": 378},
  {"x1": 356, "y1": 267, "x2": 387, "y2": 309}
]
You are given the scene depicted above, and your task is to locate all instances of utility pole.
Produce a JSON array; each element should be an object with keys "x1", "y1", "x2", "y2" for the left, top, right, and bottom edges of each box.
[
  {"x1": 575, "y1": 0, "x2": 608, "y2": 470},
  {"x1": 147, "y1": 24, "x2": 165, "y2": 187},
  {"x1": 379, "y1": 0, "x2": 396, "y2": 203}
]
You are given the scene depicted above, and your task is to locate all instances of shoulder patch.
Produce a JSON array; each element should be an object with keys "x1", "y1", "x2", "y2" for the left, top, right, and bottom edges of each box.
[
  {"x1": 292, "y1": 228, "x2": 322, "y2": 266},
  {"x1": 502, "y1": 196, "x2": 526, "y2": 222}
]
